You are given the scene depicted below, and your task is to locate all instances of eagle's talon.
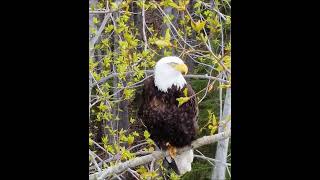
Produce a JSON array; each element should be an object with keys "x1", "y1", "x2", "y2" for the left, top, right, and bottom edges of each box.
[{"x1": 166, "y1": 143, "x2": 177, "y2": 158}]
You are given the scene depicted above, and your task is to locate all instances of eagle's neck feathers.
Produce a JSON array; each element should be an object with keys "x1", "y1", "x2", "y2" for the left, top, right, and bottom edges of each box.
[
  {"x1": 154, "y1": 72, "x2": 186, "y2": 92},
  {"x1": 153, "y1": 56, "x2": 188, "y2": 92}
]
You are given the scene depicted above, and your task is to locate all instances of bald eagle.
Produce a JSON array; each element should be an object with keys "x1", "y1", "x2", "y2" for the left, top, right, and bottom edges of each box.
[{"x1": 138, "y1": 56, "x2": 198, "y2": 175}]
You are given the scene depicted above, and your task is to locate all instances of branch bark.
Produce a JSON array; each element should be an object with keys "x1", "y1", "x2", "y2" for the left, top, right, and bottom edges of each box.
[
  {"x1": 89, "y1": 130, "x2": 231, "y2": 180},
  {"x1": 212, "y1": 88, "x2": 231, "y2": 180}
]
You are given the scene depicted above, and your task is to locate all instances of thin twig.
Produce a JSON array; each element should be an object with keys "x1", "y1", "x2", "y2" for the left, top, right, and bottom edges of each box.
[
  {"x1": 194, "y1": 150, "x2": 214, "y2": 166},
  {"x1": 142, "y1": 0, "x2": 148, "y2": 51},
  {"x1": 128, "y1": 142, "x2": 148, "y2": 151},
  {"x1": 194, "y1": 154, "x2": 231, "y2": 166},
  {"x1": 127, "y1": 168, "x2": 140, "y2": 180}
]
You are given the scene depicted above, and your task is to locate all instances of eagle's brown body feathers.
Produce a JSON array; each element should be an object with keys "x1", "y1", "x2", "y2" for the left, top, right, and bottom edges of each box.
[{"x1": 138, "y1": 77, "x2": 198, "y2": 150}]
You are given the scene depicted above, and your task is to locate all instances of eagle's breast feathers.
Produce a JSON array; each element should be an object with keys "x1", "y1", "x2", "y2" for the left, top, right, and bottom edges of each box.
[{"x1": 138, "y1": 77, "x2": 198, "y2": 149}]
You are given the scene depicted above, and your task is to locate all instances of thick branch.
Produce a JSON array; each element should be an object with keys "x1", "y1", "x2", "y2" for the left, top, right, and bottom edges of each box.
[
  {"x1": 89, "y1": 130, "x2": 231, "y2": 180},
  {"x1": 212, "y1": 88, "x2": 231, "y2": 180}
]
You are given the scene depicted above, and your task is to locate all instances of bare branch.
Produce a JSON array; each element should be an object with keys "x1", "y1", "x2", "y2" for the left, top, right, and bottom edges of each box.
[
  {"x1": 195, "y1": 150, "x2": 214, "y2": 166},
  {"x1": 194, "y1": 155, "x2": 231, "y2": 166},
  {"x1": 91, "y1": 70, "x2": 229, "y2": 88}
]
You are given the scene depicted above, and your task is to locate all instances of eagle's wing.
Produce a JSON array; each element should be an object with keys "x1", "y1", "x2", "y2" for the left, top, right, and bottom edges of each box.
[{"x1": 186, "y1": 83, "x2": 199, "y2": 132}]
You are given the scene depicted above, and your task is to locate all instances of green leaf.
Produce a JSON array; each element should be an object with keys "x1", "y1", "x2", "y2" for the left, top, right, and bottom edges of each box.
[
  {"x1": 132, "y1": 131, "x2": 139, "y2": 137},
  {"x1": 203, "y1": 10, "x2": 211, "y2": 17},
  {"x1": 144, "y1": 130, "x2": 150, "y2": 139},
  {"x1": 127, "y1": 135, "x2": 134, "y2": 145},
  {"x1": 183, "y1": 88, "x2": 188, "y2": 97},
  {"x1": 110, "y1": 2, "x2": 118, "y2": 10},
  {"x1": 176, "y1": 97, "x2": 190, "y2": 107},
  {"x1": 129, "y1": 117, "x2": 136, "y2": 124},
  {"x1": 142, "y1": 49, "x2": 149, "y2": 57},
  {"x1": 165, "y1": 28, "x2": 171, "y2": 42},
  {"x1": 90, "y1": 4, "x2": 95, "y2": 10},
  {"x1": 137, "y1": 166, "x2": 147, "y2": 174},
  {"x1": 105, "y1": 24, "x2": 114, "y2": 33},
  {"x1": 225, "y1": 15, "x2": 231, "y2": 25},
  {"x1": 97, "y1": 2, "x2": 104, "y2": 9},
  {"x1": 212, "y1": 113, "x2": 217, "y2": 126},
  {"x1": 147, "y1": 138, "x2": 155, "y2": 145},
  {"x1": 142, "y1": 171, "x2": 158, "y2": 178},
  {"x1": 120, "y1": 134, "x2": 128, "y2": 142},
  {"x1": 98, "y1": 102, "x2": 107, "y2": 111},
  {"x1": 89, "y1": 138, "x2": 94, "y2": 146},
  {"x1": 163, "y1": 0, "x2": 179, "y2": 8},
  {"x1": 169, "y1": 171, "x2": 181, "y2": 180},
  {"x1": 193, "y1": 2, "x2": 201, "y2": 9},
  {"x1": 106, "y1": 145, "x2": 115, "y2": 154},
  {"x1": 121, "y1": 149, "x2": 134, "y2": 160},
  {"x1": 177, "y1": 0, "x2": 189, "y2": 11},
  {"x1": 154, "y1": 40, "x2": 172, "y2": 48},
  {"x1": 168, "y1": 1, "x2": 179, "y2": 9},
  {"x1": 101, "y1": 136, "x2": 108, "y2": 144},
  {"x1": 191, "y1": 20, "x2": 206, "y2": 33},
  {"x1": 93, "y1": 17, "x2": 99, "y2": 24},
  {"x1": 210, "y1": 126, "x2": 218, "y2": 134},
  {"x1": 124, "y1": 88, "x2": 135, "y2": 100},
  {"x1": 163, "y1": 49, "x2": 172, "y2": 56},
  {"x1": 148, "y1": 147, "x2": 154, "y2": 152},
  {"x1": 218, "y1": 84, "x2": 231, "y2": 89}
]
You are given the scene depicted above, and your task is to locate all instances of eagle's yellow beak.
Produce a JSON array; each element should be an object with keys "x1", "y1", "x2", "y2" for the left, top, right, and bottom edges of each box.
[{"x1": 173, "y1": 63, "x2": 188, "y2": 75}]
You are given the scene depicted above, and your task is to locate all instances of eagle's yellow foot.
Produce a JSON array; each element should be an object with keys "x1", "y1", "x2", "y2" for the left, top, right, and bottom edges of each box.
[{"x1": 166, "y1": 142, "x2": 177, "y2": 158}]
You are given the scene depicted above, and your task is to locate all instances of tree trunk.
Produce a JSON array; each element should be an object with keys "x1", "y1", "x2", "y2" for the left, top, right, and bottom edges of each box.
[
  {"x1": 160, "y1": 7, "x2": 175, "y2": 55},
  {"x1": 184, "y1": 0, "x2": 196, "y2": 72},
  {"x1": 211, "y1": 88, "x2": 231, "y2": 180}
]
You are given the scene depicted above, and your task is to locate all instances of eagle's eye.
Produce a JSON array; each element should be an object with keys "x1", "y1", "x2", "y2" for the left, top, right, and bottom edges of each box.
[{"x1": 168, "y1": 62, "x2": 178, "y2": 66}]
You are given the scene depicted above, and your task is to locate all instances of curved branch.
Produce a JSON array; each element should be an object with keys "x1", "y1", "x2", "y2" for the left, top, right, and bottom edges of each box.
[{"x1": 89, "y1": 130, "x2": 231, "y2": 180}]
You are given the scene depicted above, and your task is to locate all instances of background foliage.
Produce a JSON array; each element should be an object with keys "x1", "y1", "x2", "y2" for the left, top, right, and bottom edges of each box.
[{"x1": 89, "y1": 0, "x2": 231, "y2": 179}]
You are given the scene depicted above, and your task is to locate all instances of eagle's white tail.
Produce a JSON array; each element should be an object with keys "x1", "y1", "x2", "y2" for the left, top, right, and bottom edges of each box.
[{"x1": 169, "y1": 149, "x2": 194, "y2": 175}]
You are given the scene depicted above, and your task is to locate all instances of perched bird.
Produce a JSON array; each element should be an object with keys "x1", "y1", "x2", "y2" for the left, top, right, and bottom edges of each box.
[{"x1": 138, "y1": 56, "x2": 198, "y2": 175}]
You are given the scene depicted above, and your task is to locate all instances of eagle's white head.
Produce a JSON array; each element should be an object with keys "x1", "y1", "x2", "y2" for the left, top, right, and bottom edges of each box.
[{"x1": 154, "y1": 56, "x2": 188, "y2": 92}]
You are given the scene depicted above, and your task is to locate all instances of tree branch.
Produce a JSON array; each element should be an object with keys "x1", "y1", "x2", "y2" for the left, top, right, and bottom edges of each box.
[
  {"x1": 89, "y1": 130, "x2": 231, "y2": 180},
  {"x1": 141, "y1": 0, "x2": 148, "y2": 51},
  {"x1": 90, "y1": 13, "x2": 111, "y2": 51},
  {"x1": 194, "y1": 155, "x2": 231, "y2": 166},
  {"x1": 89, "y1": 10, "x2": 117, "y2": 14},
  {"x1": 90, "y1": 70, "x2": 229, "y2": 88}
]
